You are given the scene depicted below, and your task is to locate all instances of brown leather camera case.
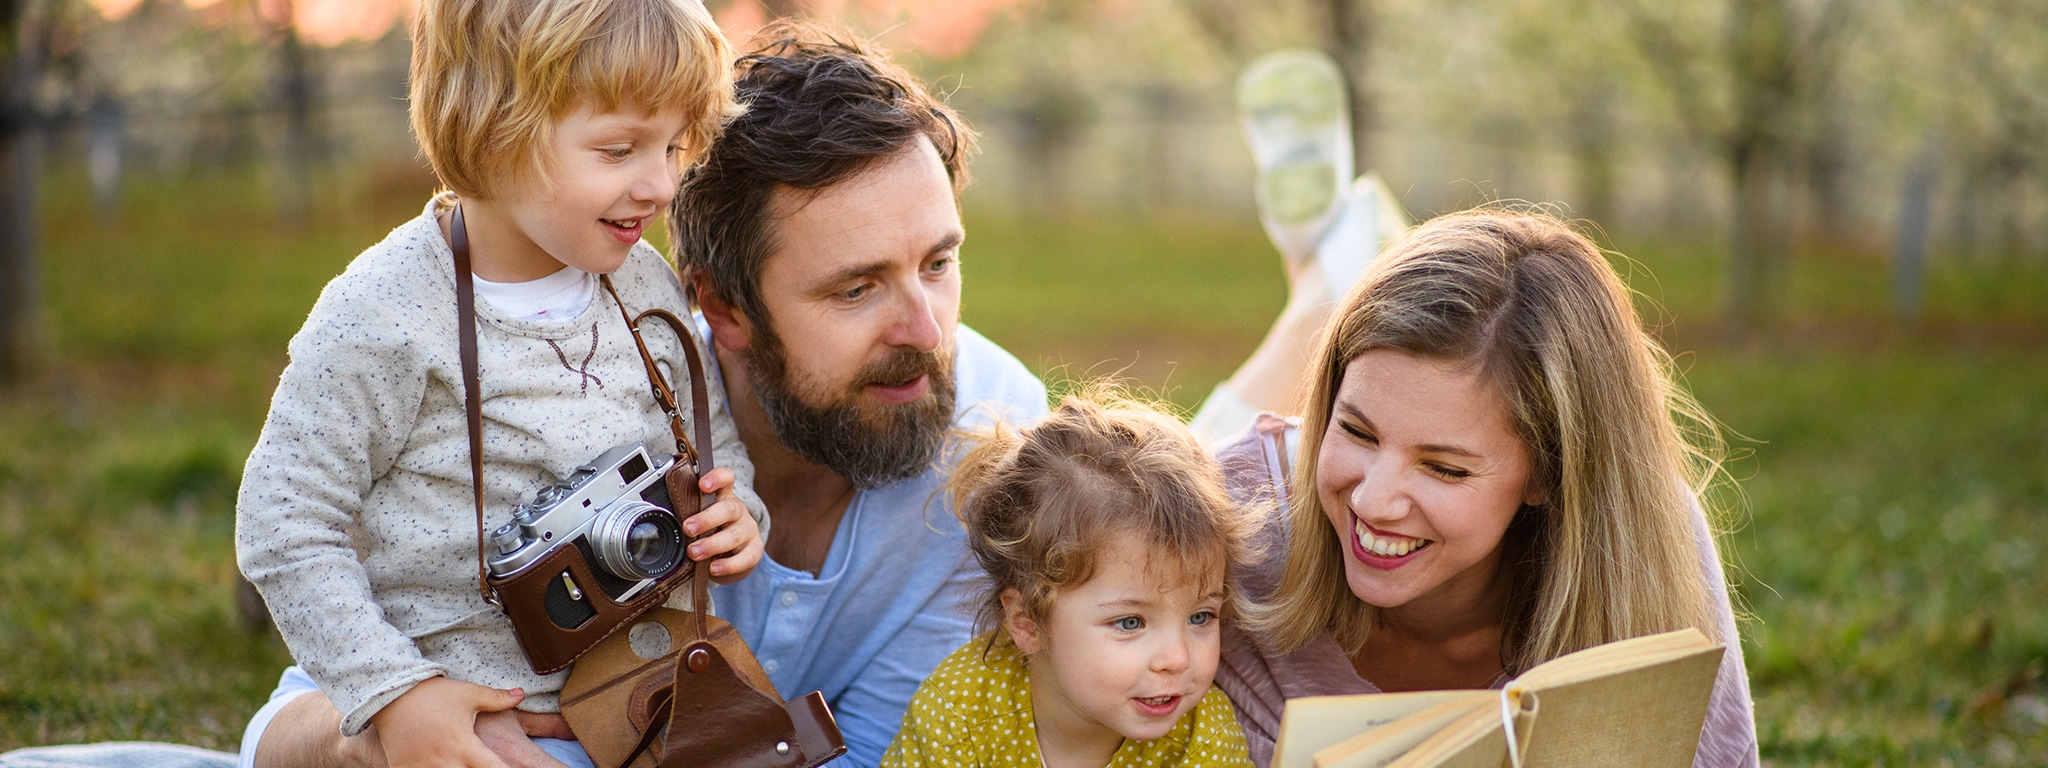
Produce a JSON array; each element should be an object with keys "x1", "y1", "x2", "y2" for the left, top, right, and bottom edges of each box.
[{"x1": 487, "y1": 464, "x2": 703, "y2": 676}]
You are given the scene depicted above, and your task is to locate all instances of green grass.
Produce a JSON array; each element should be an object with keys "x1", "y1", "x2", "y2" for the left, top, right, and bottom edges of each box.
[{"x1": 3, "y1": 168, "x2": 2046, "y2": 763}]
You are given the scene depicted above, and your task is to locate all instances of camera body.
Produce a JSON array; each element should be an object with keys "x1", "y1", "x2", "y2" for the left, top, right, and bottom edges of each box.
[{"x1": 485, "y1": 443, "x2": 698, "y2": 674}]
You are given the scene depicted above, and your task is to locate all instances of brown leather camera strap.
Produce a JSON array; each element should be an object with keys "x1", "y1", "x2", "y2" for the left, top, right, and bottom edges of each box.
[
  {"x1": 598, "y1": 274, "x2": 716, "y2": 639},
  {"x1": 449, "y1": 203, "x2": 495, "y2": 606}
]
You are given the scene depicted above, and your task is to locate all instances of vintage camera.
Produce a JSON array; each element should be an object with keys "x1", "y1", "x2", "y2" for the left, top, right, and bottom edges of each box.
[{"x1": 485, "y1": 444, "x2": 697, "y2": 674}]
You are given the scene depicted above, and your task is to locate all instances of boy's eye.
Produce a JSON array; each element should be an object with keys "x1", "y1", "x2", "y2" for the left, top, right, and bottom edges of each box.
[
  {"x1": 604, "y1": 146, "x2": 632, "y2": 160},
  {"x1": 1112, "y1": 616, "x2": 1144, "y2": 632},
  {"x1": 1188, "y1": 611, "x2": 1217, "y2": 627}
]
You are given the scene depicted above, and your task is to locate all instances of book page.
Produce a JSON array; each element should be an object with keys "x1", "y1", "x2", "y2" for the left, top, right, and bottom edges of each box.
[
  {"x1": 1517, "y1": 644, "x2": 1723, "y2": 766},
  {"x1": 1274, "y1": 690, "x2": 1485, "y2": 768},
  {"x1": 1384, "y1": 705, "x2": 1512, "y2": 768},
  {"x1": 1312, "y1": 692, "x2": 1491, "y2": 768}
]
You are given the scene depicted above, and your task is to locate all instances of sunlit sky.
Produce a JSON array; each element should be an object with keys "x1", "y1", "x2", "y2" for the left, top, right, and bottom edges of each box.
[{"x1": 86, "y1": 0, "x2": 1019, "y2": 55}]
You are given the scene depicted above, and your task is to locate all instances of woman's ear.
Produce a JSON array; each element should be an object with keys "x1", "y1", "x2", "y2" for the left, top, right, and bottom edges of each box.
[
  {"x1": 1522, "y1": 479, "x2": 1549, "y2": 508},
  {"x1": 691, "y1": 269, "x2": 753, "y2": 352},
  {"x1": 1000, "y1": 588, "x2": 1042, "y2": 655}
]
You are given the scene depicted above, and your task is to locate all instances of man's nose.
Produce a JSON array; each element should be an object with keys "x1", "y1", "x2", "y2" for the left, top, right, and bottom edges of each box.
[{"x1": 884, "y1": 282, "x2": 945, "y2": 352}]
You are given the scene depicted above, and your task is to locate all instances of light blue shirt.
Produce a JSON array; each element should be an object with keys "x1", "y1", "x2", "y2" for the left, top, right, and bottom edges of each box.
[{"x1": 711, "y1": 324, "x2": 1047, "y2": 766}]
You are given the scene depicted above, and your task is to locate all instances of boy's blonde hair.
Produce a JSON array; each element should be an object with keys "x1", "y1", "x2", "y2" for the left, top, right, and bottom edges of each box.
[
  {"x1": 409, "y1": 0, "x2": 740, "y2": 200},
  {"x1": 1251, "y1": 209, "x2": 1729, "y2": 675},
  {"x1": 948, "y1": 390, "x2": 1263, "y2": 650}
]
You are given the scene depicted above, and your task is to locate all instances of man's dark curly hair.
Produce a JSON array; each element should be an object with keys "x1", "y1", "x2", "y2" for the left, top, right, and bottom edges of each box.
[{"x1": 671, "y1": 19, "x2": 975, "y2": 329}]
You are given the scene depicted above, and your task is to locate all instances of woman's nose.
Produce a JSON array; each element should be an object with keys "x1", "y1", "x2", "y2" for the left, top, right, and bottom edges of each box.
[{"x1": 1349, "y1": 457, "x2": 1408, "y2": 522}]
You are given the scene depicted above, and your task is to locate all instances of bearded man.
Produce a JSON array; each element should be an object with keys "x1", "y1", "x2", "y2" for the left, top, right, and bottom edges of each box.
[{"x1": 676, "y1": 21, "x2": 1047, "y2": 765}]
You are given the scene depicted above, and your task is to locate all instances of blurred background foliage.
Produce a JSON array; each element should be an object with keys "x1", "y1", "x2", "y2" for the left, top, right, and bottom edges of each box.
[{"x1": 0, "y1": 0, "x2": 2044, "y2": 765}]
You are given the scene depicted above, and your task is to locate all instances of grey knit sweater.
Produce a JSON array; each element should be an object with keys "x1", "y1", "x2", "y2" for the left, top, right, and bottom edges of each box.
[{"x1": 235, "y1": 199, "x2": 767, "y2": 735}]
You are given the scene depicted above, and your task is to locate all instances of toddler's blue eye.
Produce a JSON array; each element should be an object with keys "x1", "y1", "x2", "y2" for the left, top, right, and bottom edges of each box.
[
  {"x1": 1113, "y1": 616, "x2": 1144, "y2": 632},
  {"x1": 1189, "y1": 611, "x2": 1216, "y2": 626}
]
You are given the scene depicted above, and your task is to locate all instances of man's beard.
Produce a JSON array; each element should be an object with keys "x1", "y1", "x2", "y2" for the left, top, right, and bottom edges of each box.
[{"x1": 746, "y1": 331, "x2": 957, "y2": 489}]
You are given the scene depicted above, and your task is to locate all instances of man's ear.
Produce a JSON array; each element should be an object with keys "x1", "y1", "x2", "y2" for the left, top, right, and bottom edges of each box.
[
  {"x1": 1000, "y1": 588, "x2": 1042, "y2": 655},
  {"x1": 691, "y1": 269, "x2": 753, "y2": 352}
]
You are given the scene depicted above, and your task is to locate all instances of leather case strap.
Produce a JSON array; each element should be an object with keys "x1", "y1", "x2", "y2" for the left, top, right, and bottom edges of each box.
[{"x1": 449, "y1": 204, "x2": 495, "y2": 606}]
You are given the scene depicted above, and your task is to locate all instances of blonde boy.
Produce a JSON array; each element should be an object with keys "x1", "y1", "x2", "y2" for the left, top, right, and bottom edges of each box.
[{"x1": 234, "y1": 2, "x2": 760, "y2": 766}]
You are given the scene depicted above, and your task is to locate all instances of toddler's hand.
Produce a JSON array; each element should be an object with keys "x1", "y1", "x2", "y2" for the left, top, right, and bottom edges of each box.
[
  {"x1": 370, "y1": 676, "x2": 520, "y2": 768},
  {"x1": 684, "y1": 466, "x2": 763, "y2": 584}
]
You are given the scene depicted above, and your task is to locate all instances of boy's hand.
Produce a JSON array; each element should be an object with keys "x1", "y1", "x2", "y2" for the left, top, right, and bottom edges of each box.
[
  {"x1": 684, "y1": 467, "x2": 763, "y2": 584},
  {"x1": 369, "y1": 676, "x2": 520, "y2": 768}
]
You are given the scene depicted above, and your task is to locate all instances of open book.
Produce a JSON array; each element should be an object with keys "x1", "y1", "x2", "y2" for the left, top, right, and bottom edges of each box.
[{"x1": 1271, "y1": 628, "x2": 1724, "y2": 768}]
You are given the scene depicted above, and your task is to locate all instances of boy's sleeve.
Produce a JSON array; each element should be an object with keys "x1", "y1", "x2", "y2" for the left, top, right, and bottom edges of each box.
[{"x1": 234, "y1": 296, "x2": 445, "y2": 736}]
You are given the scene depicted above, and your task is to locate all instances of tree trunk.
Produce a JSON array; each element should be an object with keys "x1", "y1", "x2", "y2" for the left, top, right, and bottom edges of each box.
[
  {"x1": 1726, "y1": 142, "x2": 1774, "y2": 333},
  {"x1": 0, "y1": 0, "x2": 39, "y2": 385},
  {"x1": 274, "y1": 1, "x2": 314, "y2": 229},
  {"x1": 1320, "y1": 0, "x2": 1373, "y2": 173},
  {"x1": 1570, "y1": 82, "x2": 1619, "y2": 226}
]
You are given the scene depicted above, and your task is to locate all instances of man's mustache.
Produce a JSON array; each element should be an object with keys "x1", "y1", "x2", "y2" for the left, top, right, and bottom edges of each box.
[{"x1": 853, "y1": 347, "x2": 949, "y2": 390}]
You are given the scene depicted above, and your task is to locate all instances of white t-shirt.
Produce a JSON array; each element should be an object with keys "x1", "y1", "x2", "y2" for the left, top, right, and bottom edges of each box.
[{"x1": 471, "y1": 266, "x2": 595, "y2": 321}]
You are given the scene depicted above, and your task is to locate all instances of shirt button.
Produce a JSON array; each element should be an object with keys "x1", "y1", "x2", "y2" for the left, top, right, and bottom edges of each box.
[
  {"x1": 780, "y1": 591, "x2": 798, "y2": 607},
  {"x1": 763, "y1": 659, "x2": 780, "y2": 674}
]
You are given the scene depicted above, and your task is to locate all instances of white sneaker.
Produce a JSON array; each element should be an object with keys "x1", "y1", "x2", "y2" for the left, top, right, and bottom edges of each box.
[
  {"x1": 1314, "y1": 173, "x2": 1410, "y2": 303},
  {"x1": 1236, "y1": 50, "x2": 1351, "y2": 267}
]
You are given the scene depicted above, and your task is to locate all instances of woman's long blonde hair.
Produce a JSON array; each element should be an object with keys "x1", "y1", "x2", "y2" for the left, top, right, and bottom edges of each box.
[{"x1": 1253, "y1": 209, "x2": 1730, "y2": 675}]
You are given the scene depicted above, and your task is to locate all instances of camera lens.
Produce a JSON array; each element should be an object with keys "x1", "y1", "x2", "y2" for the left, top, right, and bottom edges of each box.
[{"x1": 591, "y1": 502, "x2": 684, "y2": 581}]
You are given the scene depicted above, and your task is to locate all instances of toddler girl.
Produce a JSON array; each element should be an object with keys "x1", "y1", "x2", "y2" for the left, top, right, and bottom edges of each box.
[{"x1": 882, "y1": 394, "x2": 1260, "y2": 767}]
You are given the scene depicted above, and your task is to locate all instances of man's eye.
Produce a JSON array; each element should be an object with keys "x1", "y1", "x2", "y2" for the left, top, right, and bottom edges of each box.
[
  {"x1": 839, "y1": 284, "x2": 869, "y2": 301},
  {"x1": 1188, "y1": 611, "x2": 1217, "y2": 627},
  {"x1": 1112, "y1": 616, "x2": 1143, "y2": 632},
  {"x1": 927, "y1": 255, "x2": 954, "y2": 274}
]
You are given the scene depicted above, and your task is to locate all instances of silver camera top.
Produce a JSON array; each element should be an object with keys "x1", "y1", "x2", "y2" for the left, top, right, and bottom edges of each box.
[{"x1": 485, "y1": 444, "x2": 677, "y2": 579}]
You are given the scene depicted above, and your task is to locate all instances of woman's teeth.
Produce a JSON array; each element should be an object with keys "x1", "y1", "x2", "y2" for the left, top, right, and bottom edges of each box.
[
  {"x1": 1354, "y1": 520, "x2": 1427, "y2": 557},
  {"x1": 606, "y1": 218, "x2": 642, "y2": 230}
]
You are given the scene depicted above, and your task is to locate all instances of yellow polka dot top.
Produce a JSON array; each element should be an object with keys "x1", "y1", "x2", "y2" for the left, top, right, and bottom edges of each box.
[{"x1": 880, "y1": 631, "x2": 1253, "y2": 767}]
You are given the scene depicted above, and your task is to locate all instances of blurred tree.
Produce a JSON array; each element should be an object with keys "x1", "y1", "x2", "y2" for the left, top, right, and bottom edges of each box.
[
  {"x1": 269, "y1": 0, "x2": 317, "y2": 229},
  {"x1": 0, "y1": 0, "x2": 43, "y2": 384},
  {"x1": 1317, "y1": 0, "x2": 1374, "y2": 175},
  {"x1": 1622, "y1": 0, "x2": 1858, "y2": 330},
  {"x1": 1942, "y1": 0, "x2": 2048, "y2": 267}
]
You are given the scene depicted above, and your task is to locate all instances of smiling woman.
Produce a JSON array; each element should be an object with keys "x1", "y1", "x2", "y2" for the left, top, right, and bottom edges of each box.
[{"x1": 1214, "y1": 210, "x2": 1760, "y2": 768}]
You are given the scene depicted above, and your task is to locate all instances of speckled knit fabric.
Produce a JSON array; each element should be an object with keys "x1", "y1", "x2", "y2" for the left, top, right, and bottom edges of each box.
[
  {"x1": 235, "y1": 197, "x2": 768, "y2": 736},
  {"x1": 881, "y1": 633, "x2": 1253, "y2": 768}
]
